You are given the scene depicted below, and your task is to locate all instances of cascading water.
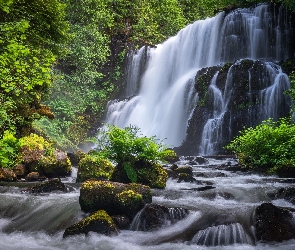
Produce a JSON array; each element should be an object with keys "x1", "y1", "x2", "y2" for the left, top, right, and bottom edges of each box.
[
  {"x1": 199, "y1": 60, "x2": 291, "y2": 155},
  {"x1": 105, "y1": 3, "x2": 294, "y2": 154}
]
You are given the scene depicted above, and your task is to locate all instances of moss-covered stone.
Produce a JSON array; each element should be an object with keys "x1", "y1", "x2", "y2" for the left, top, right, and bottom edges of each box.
[
  {"x1": 25, "y1": 178, "x2": 68, "y2": 193},
  {"x1": 63, "y1": 210, "x2": 119, "y2": 238},
  {"x1": 137, "y1": 163, "x2": 168, "y2": 189},
  {"x1": 19, "y1": 134, "x2": 72, "y2": 178},
  {"x1": 67, "y1": 150, "x2": 86, "y2": 166},
  {"x1": 0, "y1": 168, "x2": 17, "y2": 182},
  {"x1": 40, "y1": 150, "x2": 72, "y2": 178},
  {"x1": 79, "y1": 180, "x2": 152, "y2": 219},
  {"x1": 112, "y1": 162, "x2": 168, "y2": 189},
  {"x1": 114, "y1": 190, "x2": 143, "y2": 218},
  {"x1": 77, "y1": 154, "x2": 114, "y2": 182}
]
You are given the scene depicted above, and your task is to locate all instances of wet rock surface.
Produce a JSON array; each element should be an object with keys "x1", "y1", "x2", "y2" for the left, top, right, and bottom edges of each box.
[{"x1": 255, "y1": 203, "x2": 295, "y2": 242}]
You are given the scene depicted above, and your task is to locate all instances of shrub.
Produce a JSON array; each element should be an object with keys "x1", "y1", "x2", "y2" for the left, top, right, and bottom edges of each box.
[
  {"x1": 96, "y1": 125, "x2": 174, "y2": 184},
  {"x1": 226, "y1": 118, "x2": 295, "y2": 174},
  {"x1": 0, "y1": 131, "x2": 20, "y2": 169}
]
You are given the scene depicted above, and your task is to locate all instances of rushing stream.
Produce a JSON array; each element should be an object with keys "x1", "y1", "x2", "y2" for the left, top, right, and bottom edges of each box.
[{"x1": 1, "y1": 157, "x2": 295, "y2": 249}]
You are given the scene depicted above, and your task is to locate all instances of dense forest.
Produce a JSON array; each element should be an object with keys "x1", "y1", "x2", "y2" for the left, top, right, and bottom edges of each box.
[{"x1": 0, "y1": 0, "x2": 294, "y2": 152}]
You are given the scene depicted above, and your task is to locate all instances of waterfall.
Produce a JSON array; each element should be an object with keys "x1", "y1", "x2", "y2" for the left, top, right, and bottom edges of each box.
[
  {"x1": 105, "y1": 3, "x2": 294, "y2": 153},
  {"x1": 190, "y1": 223, "x2": 253, "y2": 246}
]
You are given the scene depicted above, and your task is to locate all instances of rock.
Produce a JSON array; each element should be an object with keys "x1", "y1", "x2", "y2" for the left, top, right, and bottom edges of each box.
[
  {"x1": 40, "y1": 150, "x2": 72, "y2": 178},
  {"x1": 177, "y1": 173, "x2": 198, "y2": 183},
  {"x1": 12, "y1": 164, "x2": 27, "y2": 178},
  {"x1": 131, "y1": 204, "x2": 189, "y2": 231},
  {"x1": 24, "y1": 178, "x2": 68, "y2": 193},
  {"x1": 67, "y1": 150, "x2": 86, "y2": 166},
  {"x1": 194, "y1": 156, "x2": 208, "y2": 165},
  {"x1": 255, "y1": 203, "x2": 295, "y2": 242},
  {"x1": 0, "y1": 168, "x2": 17, "y2": 182},
  {"x1": 168, "y1": 165, "x2": 198, "y2": 183},
  {"x1": 162, "y1": 149, "x2": 179, "y2": 163},
  {"x1": 111, "y1": 162, "x2": 168, "y2": 189},
  {"x1": 275, "y1": 186, "x2": 295, "y2": 204},
  {"x1": 114, "y1": 190, "x2": 144, "y2": 218},
  {"x1": 25, "y1": 172, "x2": 46, "y2": 181},
  {"x1": 111, "y1": 215, "x2": 130, "y2": 230},
  {"x1": 79, "y1": 180, "x2": 152, "y2": 219},
  {"x1": 20, "y1": 143, "x2": 72, "y2": 178},
  {"x1": 63, "y1": 210, "x2": 119, "y2": 238},
  {"x1": 76, "y1": 154, "x2": 114, "y2": 182}
]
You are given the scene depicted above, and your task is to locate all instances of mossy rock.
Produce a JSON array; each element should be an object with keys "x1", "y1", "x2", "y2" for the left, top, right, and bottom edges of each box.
[
  {"x1": 137, "y1": 163, "x2": 168, "y2": 189},
  {"x1": 0, "y1": 168, "x2": 17, "y2": 182},
  {"x1": 114, "y1": 190, "x2": 143, "y2": 218},
  {"x1": 112, "y1": 162, "x2": 168, "y2": 189},
  {"x1": 67, "y1": 150, "x2": 86, "y2": 166},
  {"x1": 25, "y1": 178, "x2": 68, "y2": 193},
  {"x1": 77, "y1": 154, "x2": 114, "y2": 182},
  {"x1": 79, "y1": 180, "x2": 152, "y2": 218},
  {"x1": 63, "y1": 210, "x2": 119, "y2": 238},
  {"x1": 40, "y1": 150, "x2": 72, "y2": 178},
  {"x1": 162, "y1": 149, "x2": 179, "y2": 163},
  {"x1": 19, "y1": 134, "x2": 72, "y2": 178}
]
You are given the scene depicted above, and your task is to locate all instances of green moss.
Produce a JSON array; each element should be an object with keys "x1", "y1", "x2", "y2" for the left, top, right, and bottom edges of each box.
[
  {"x1": 79, "y1": 180, "x2": 152, "y2": 214},
  {"x1": 137, "y1": 163, "x2": 168, "y2": 189},
  {"x1": 114, "y1": 190, "x2": 143, "y2": 218},
  {"x1": 77, "y1": 154, "x2": 114, "y2": 182},
  {"x1": 63, "y1": 210, "x2": 118, "y2": 237}
]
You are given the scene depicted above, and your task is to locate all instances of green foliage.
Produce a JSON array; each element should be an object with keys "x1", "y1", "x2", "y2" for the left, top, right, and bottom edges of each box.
[
  {"x1": 286, "y1": 71, "x2": 295, "y2": 112},
  {"x1": 77, "y1": 153, "x2": 114, "y2": 182},
  {"x1": 96, "y1": 125, "x2": 174, "y2": 184},
  {"x1": 0, "y1": 131, "x2": 20, "y2": 168},
  {"x1": 226, "y1": 118, "x2": 295, "y2": 174},
  {"x1": 19, "y1": 133, "x2": 53, "y2": 151},
  {"x1": 0, "y1": 0, "x2": 70, "y2": 137}
]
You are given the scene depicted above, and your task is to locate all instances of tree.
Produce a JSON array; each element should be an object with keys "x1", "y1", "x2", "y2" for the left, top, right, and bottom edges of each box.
[{"x1": 0, "y1": 0, "x2": 70, "y2": 137}]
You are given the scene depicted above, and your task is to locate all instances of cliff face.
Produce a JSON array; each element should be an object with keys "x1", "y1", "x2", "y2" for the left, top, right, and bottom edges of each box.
[{"x1": 175, "y1": 59, "x2": 292, "y2": 155}]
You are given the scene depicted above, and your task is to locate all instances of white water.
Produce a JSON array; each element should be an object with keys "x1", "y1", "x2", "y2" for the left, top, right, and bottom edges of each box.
[
  {"x1": 199, "y1": 60, "x2": 291, "y2": 155},
  {"x1": 1, "y1": 157, "x2": 295, "y2": 249},
  {"x1": 105, "y1": 3, "x2": 293, "y2": 151}
]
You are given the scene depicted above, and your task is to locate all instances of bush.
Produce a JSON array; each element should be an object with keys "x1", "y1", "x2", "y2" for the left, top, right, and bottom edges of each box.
[
  {"x1": 96, "y1": 125, "x2": 174, "y2": 184},
  {"x1": 226, "y1": 118, "x2": 295, "y2": 174},
  {"x1": 0, "y1": 131, "x2": 20, "y2": 169}
]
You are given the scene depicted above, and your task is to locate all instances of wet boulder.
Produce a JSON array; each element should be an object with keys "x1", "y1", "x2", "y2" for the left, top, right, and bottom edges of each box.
[
  {"x1": 274, "y1": 186, "x2": 295, "y2": 204},
  {"x1": 67, "y1": 150, "x2": 86, "y2": 166},
  {"x1": 0, "y1": 168, "x2": 17, "y2": 182},
  {"x1": 79, "y1": 180, "x2": 152, "y2": 220},
  {"x1": 168, "y1": 165, "x2": 198, "y2": 183},
  {"x1": 39, "y1": 150, "x2": 72, "y2": 178},
  {"x1": 131, "y1": 203, "x2": 189, "y2": 231},
  {"x1": 12, "y1": 164, "x2": 27, "y2": 178},
  {"x1": 63, "y1": 210, "x2": 119, "y2": 238},
  {"x1": 255, "y1": 203, "x2": 295, "y2": 242},
  {"x1": 76, "y1": 154, "x2": 114, "y2": 182},
  {"x1": 111, "y1": 161, "x2": 168, "y2": 189},
  {"x1": 111, "y1": 215, "x2": 131, "y2": 230},
  {"x1": 25, "y1": 171, "x2": 46, "y2": 181},
  {"x1": 25, "y1": 178, "x2": 68, "y2": 193}
]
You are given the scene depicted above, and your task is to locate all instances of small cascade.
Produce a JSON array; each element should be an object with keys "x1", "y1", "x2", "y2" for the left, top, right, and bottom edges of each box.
[
  {"x1": 130, "y1": 205, "x2": 188, "y2": 231},
  {"x1": 125, "y1": 47, "x2": 148, "y2": 97},
  {"x1": 260, "y1": 62, "x2": 291, "y2": 121},
  {"x1": 104, "y1": 3, "x2": 294, "y2": 152},
  {"x1": 198, "y1": 60, "x2": 291, "y2": 155},
  {"x1": 199, "y1": 70, "x2": 229, "y2": 155},
  {"x1": 191, "y1": 223, "x2": 253, "y2": 246}
]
